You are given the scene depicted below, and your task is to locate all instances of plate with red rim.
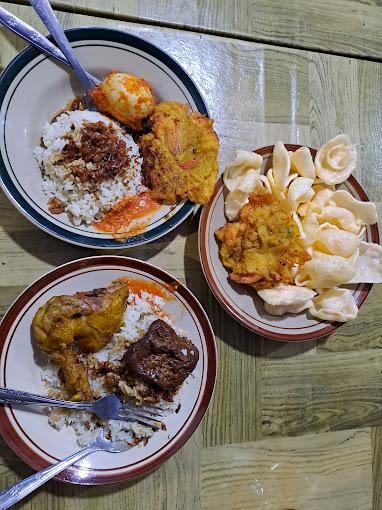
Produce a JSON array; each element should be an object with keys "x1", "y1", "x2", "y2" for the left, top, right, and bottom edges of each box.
[
  {"x1": 198, "y1": 144, "x2": 380, "y2": 342},
  {"x1": 0, "y1": 256, "x2": 216, "y2": 484}
]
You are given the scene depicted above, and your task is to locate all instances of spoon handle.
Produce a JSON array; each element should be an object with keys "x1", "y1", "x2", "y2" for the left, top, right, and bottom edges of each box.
[
  {"x1": 0, "y1": 7, "x2": 99, "y2": 86},
  {"x1": 29, "y1": 0, "x2": 96, "y2": 107},
  {"x1": 0, "y1": 444, "x2": 98, "y2": 509},
  {"x1": 0, "y1": 7, "x2": 67, "y2": 65}
]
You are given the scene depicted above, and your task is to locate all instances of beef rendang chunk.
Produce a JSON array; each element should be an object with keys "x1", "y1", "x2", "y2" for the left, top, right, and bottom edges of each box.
[{"x1": 123, "y1": 319, "x2": 199, "y2": 390}]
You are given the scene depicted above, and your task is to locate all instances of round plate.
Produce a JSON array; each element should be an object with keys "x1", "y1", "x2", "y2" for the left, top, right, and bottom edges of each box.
[
  {"x1": 199, "y1": 144, "x2": 380, "y2": 342},
  {"x1": 0, "y1": 27, "x2": 208, "y2": 248},
  {"x1": 0, "y1": 256, "x2": 216, "y2": 484}
]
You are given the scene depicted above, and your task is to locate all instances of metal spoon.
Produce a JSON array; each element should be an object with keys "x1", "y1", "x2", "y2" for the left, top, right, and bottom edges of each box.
[
  {"x1": 0, "y1": 428, "x2": 129, "y2": 509},
  {"x1": 29, "y1": 0, "x2": 96, "y2": 109},
  {"x1": 0, "y1": 6, "x2": 100, "y2": 87}
]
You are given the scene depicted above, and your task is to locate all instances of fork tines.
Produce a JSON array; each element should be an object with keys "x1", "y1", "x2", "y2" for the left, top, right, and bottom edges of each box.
[{"x1": 117, "y1": 403, "x2": 167, "y2": 430}]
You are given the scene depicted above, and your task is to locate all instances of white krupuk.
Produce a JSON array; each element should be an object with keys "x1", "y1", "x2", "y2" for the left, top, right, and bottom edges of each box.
[
  {"x1": 287, "y1": 177, "x2": 314, "y2": 211},
  {"x1": 258, "y1": 284, "x2": 316, "y2": 306},
  {"x1": 297, "y1": 202, "x2": 309, "y2": 217},
  {"x1": 292, "y1": 212, "x2": 305, "y2": 239},
  {"x1": 291, "y1": 147, "x2": 316, "y2": 179},
  {"x1": 302, "y1": 213, "x2": 320, "y2": 246},
  {"x1": 295, "y1": 251, "x2": 356, "y2": 288},
  {"x1": 259, "y1": 174, "x2": 272, "y2": 193},
  {"x1": 306, "y1": 188, "x2": 334, "y2": 216},
  {"x1": 233, "y1": 169, "x2": 262, "y2": 193},
  {"x1": 349, "y1": 242, "x2": 382, "y2": 283},
  {"x1": 258, "y1": 284, "x2": 316, "y2": 316},
  {"x1": 267, "y1": 168, "x2": 297, "y2": 199},
  {"x1": 330, "y1": 190, "x2": 378, "y2": 225},
  {"x1": 318, "y1": 206, "x2": 360, "y2": 234},
  {"x1": 223, "y1": 150, "x2": 263, "y2": 192},
  {"x1": 309, "y1": 288, "x2": 358, "y2": 322},
  {"x1": 315, "y1": 134, "x2": 357, "y2": 185},
  {"x1": 272, "y1": 141, "x2": 291, "y2": 190},
  {"x1": 224, "y1": 171, "x2": 271, "y2": 220},
  {"x1": 264, "y1": 300, "x2": 314, "y2": 315},
  {"x1": 224, "y1": 190, "x2": 249, "y2": 221},
  {"x1": 223, "y1": 151, "x2": 270, "y2": 220},
  {"x1": 313, "y1": 227, "x2": 360, "y2": 258}
]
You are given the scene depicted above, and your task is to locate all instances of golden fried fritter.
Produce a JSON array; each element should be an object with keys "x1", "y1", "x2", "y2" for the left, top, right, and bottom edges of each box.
[
  {"x1": 215, "y1": 190, "x2": 310, "y2": 290},
  {"x1": 139, "y1": 102, "x2": 219, "y2": 204},
  {"x1": 32, "y1": 281, "x2": 130, "y2": 401}
]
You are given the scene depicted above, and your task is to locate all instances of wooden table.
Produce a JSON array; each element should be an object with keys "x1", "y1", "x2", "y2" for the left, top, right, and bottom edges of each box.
[{"x1": 1, "y1": 1, "x2": 382, "y2": 508}]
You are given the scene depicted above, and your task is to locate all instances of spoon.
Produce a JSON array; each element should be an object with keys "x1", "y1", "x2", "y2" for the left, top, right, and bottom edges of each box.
[
  {"x1": 0, "y1": 428, "x2": 129, "y2": 509},
  {"x1": 29, "y1": 0, "x2": 96, "y2": 109},
  {"x1": 0, "y1": 6, "x2": 99, "y2": 87}
]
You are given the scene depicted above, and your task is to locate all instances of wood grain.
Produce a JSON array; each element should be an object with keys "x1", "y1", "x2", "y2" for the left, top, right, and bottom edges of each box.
[
  {"x1": 201, "y1": 428, "x2": 373, "y2": 510},
  {"x1": 0, "y1": 3, "x2": 381, "y2": 508},
  {"x1": 372, "y1": 427, "x2": 382, "y2": 510},
  {"x1": 135, "y1": 431, "x2": 202, "y2": 510},
  {"x1": 261, "y1": 350, "x2": 382, "y2": 436},
  {"x1": 201, "y1": 299, "x2": 262, "y2": 447},
  {"x1": 13, "y1": 0, "x2": 382, "y2": 59}
]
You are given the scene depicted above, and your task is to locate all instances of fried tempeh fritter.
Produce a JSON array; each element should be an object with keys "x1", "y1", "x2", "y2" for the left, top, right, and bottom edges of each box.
[
  {"x1": 139, "y1": 102, "x2": 219, "y2": 205},
  {"x1": 215, "y1": 190, "x2": 310, "y2": 290}
]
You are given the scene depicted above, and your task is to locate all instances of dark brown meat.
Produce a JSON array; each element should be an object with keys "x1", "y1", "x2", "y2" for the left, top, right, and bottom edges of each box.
[{"x1": 123, "y1": 320, "x2": 199, "y2": 390}]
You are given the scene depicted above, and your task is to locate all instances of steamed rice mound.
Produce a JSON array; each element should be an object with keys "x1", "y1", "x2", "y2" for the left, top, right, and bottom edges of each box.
[{"x1": 34, "y1": 110, "x2": 145, "y2": 226}]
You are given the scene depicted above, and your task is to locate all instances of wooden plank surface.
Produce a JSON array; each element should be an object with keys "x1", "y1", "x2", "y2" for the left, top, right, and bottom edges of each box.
[
  {"x1": 12, "y1": 0, "x2": 382, "y2": 60},
  {"x1": 201, "y1": 428, "x2": 373, "y2": 510},
  {"x1": 261, "y1": 349, "x2": 382, "y2": 437},
  {"x1": 0, "y1": 3, "x2": 381, "y2": 509},
  {"x1": 372, "y1": 427, "x2": 382, "y2": 510}
]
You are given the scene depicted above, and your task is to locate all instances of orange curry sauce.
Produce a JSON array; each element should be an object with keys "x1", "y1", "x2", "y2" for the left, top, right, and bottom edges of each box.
[
  {"x1": 94, "y1": 192, "x2": 161, "y2": 239},
  {"x1": 118, "y1": 277, "x2": 175, "y2": 301}
]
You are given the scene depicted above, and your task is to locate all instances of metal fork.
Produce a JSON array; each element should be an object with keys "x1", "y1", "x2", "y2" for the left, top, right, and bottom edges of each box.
[
  {"x1": 0, "y1": 427, "x2": 128, "y2": 509},
  {"x1": 0, "y1": 6, "x2": 100, "y2": 87},
  {"x1": 0, "y1": 387, "x2": 166, "y2": 430}
]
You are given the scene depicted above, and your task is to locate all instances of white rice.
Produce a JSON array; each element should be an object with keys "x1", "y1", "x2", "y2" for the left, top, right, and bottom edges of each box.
[
  {"x1": 41, "y1": 291, "x2": 178, "y2": 447},
  {"x1": 34, "y1": 110, "x2": 146, "y2": 226}
]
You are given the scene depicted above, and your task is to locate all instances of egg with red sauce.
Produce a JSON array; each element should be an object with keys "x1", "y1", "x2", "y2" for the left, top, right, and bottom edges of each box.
[{"x1": 92, "y1": 72, "x2": 156, "y2": 130}]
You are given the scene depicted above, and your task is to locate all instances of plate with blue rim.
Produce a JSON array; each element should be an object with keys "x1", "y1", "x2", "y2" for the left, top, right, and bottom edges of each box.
[{"x1": 0, "y1": 27, "x2": 208, "y2": 248}]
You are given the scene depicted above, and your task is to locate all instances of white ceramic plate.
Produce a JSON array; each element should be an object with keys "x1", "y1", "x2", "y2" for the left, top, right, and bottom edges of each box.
[
  {"x1": 199, "y1": 144, "x2": 379, "y2": 342},
  {"x1": 0, "y1": 256, "x2": 216, "y2": 484},
  {"x1": 0, "y1": 27, "x2": 209, "y2": 248}
]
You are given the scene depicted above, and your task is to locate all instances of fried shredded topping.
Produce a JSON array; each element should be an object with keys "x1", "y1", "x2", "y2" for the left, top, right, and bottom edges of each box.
[{"x1": 61, "y1": 121, "x2": 130, "y2": 185}]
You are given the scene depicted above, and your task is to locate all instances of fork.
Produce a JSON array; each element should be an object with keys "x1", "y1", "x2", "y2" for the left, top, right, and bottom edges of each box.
[
  {"x1": 0, "y1": 6, "x2": 100, "y2": 87},
  {"x1": 0, "y1": 427, "x2": 128, "y2": 509},
  {"x1": 0, "y1": 387, "x2": 166, "y2": 430}
]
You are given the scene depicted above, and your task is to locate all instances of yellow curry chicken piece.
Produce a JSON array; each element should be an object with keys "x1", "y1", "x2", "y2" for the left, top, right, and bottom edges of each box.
[
  {"x1": 215, "y1": 190, "x2": 310, "y2": 290},
  {"x1": 32, "y1": 281, "x2": 130, "y2": 401}
]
